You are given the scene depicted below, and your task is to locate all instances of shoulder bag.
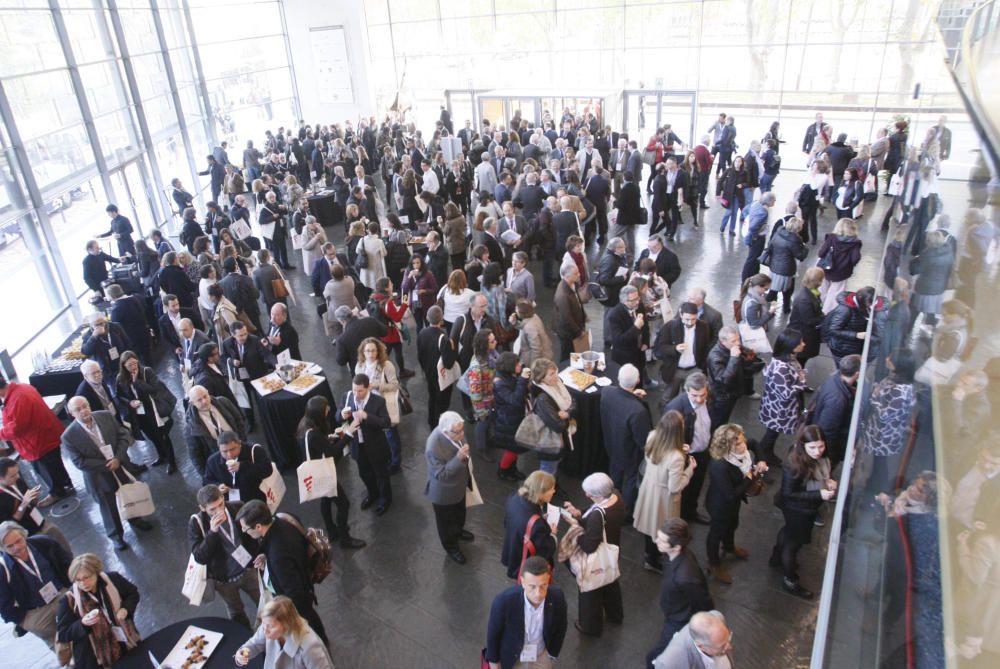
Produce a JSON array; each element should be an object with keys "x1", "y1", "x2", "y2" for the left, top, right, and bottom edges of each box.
[
  {"x1": 271, "y1": 264, "x2": 290, "y2": 299},
  {"x1": 517, "y1": 514, "x2": 542, "y2": 584},
  {"x1": 569, "y1": 507, "x2": 621, "y2": 592},
  {"x1": 514, "y1": 397, "x2": 564, "y2": 456},
  {"x1": 297, "y1": 430, "x2": 338, "y2": 504},
  {"x1": 181, "y1": 514, "x2": 216, "y2": 606}
]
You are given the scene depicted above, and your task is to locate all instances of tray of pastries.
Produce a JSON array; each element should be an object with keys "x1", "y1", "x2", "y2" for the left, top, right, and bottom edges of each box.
[
  {"x1": 160, "y1": 626, "x2": 224, "y2": 669},
  {"x1": 559, "y1": 368, "x2": 598, "y2": 391},
  {"x1": 284, "y1": 373, "x2": 324, "y2": 396},
  {"x1": 61, "y1": 336, "x2": 87, "y2": 361},
  {"x1": 251, "y1": 372, "x2": 286, "y2": 396}
]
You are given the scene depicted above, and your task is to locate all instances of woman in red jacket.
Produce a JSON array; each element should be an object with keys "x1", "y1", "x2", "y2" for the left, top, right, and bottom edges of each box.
[
  {"x1": 0, "y1": 380, "x2": 73, "y2": 502},
  {"x1": 370, "y1": 276, "x2": 416, "y2": 378}
]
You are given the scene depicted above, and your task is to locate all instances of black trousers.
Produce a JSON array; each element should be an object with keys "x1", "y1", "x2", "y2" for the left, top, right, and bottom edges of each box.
[
  {"x1": 271, "y1": 231, "x2": 291, "y2": 267},
  {"x1": 741, "y1": 235, "x2": 766, "y2": 283},
  {"x1": 577, "y1": 579, "x2": 623, "y2": 636},
  {"x1": 716, "y1": 150, "x2": 733, "y2": 175},
  {"x1": 643, "y1": 534, "x2": 661, "y2": 567},
  {"x1": 558, "y1": 336, "x2": 575, "y2": 364},
  {"x1": 801, "y1": 205, "x2": 819, "y2": 243},
  {"x1": 647, "y1": 618, "x2": 685, "y2": 669},
  {"x1": 357, "y1": 441, "x2": 392, "y2": 506},
  {"x1": 710, "y1": 397, "x2": 738, "y2": 427},
  {"x1": 31, "y1": 448, "x2": 73, "y2": 496},
  {"x1": 450, "y1": 253, "x2": 466, "y2": 272},
  {"x1": 680, "y1": 450, "x2": 710, "y2": 519},
  {"x1": 706, "y1": 512, "x2": 739, "y2": 565},
  {"x1": 771, "y1": 508, "x2": 815, "y2": 583},
  {"x1": 135, "y1": 415, "x2": 176, "y2": 465},
  {"x1": 320, "y1": 482, "x2": 351, "y2": 540},
  {"x1": 386, "y1": 341, "x2": 407, "y2": 372},
  {"x1": 97, "y1": 490, "x2": 144, "y2": 539},
  {"x1": 432, "y1": 500, "x2": 466, "y2": 551},
  {"x1": 663, "y1": 199, "x2": 682, "y2": 238},
  {"x1": 298, "y1": 598, "x2": 328, "y2": 647},
  {"x1": 425, "y1": 378, "x2": 454, "y2": 430},
  {"x1": 608, "y1": 451, "x2": 641, "y2": 518}
]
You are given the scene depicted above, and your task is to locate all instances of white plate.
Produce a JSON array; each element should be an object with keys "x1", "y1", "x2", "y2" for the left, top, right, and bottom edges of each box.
[
  {"x1": 159, "y1": 625, "x2": 224, "y2": 669},
  {"x1": 595, "y1": 377, "x2": 612, "y2": 387}
]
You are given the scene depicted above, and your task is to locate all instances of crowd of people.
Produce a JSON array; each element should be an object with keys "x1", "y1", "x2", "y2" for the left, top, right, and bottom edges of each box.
[{"x1": 0, "y1": 99, "x2": 991, "y2": 669}]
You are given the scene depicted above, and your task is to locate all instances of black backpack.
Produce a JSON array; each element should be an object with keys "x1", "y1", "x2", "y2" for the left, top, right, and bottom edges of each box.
[
  {"x1": 797, "y1": 184, "x2": 818, "y2": 209},
  {"x1": 366, "y1": 296, "x2": 391, "y2": 327}
]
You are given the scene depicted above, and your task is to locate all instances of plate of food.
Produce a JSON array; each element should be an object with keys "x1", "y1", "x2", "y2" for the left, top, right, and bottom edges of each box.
[
  {"x1": 251, "y1": 373, "x2": 286, "y2": 396},
  {"x1": 284, "y1": 373, "x2": 324, "y2": 396},
  {"x1": 559, "y1": 368, "x2": 597, "y2": 391},
  {"x1": 595, "y1": 377, "x2": 613, "y2": 387},
  {"x1": 159, "y1": 625, "x2": 224, "y2": 669}
]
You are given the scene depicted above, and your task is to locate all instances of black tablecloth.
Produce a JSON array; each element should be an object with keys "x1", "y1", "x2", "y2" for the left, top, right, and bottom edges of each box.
[
  {"x1": 114, "y1": 616, "x2": 262, "y2": 669},
  {"x1": 307, "y1": 192, "x2": 341, "y2": 229},
  {"x1": 28, "y1": 325, "x2": 88, "y2": 398},
  {"x1": 258, "y1": 375, "x2": 335, "y2": 470},
  {"x1": 557, "y1": 359, "x2": 620, "y2": 478}
]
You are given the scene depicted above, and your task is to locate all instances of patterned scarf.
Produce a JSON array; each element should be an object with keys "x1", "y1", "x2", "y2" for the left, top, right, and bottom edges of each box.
[{"x1": 68, "y1": 574, "x2": 140, "y2": 667}]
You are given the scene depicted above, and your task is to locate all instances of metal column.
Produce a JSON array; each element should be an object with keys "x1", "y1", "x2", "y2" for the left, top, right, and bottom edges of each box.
[{"x1": 178, "y1": 0, "x2": 219, "y2": 146}]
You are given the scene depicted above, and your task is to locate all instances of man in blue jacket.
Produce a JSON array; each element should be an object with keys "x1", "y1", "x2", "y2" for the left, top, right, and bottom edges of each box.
[{"x1": 485, "y1": 556, "x2": 567, "y2": 669}]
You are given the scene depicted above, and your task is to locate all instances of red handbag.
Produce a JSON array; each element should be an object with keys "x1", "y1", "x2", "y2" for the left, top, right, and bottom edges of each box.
[{"x1": 516, "y1": 514, "x2": 542, "y2": 584}]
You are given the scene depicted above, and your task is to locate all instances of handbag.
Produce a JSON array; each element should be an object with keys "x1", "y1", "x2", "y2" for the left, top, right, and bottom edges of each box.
[
  {"x1": 297, "y1": 430, "x2": 339, "y2": 504},
  {"x1": 227, "y1": 366, "x2": 252, "y2": 409},
  {"x1": 639, "y1": 207, "x2": 649, "y2": 226},
  {"x1": 236, "y1": 310, "x2": 258, "y2": 334},
  {"x1": 355, "y1": 238, "x2": 369, "y2": 271},
  {"x1": 181, "y1": 514, "x2": 216, "y2": 605},
  {"x1": 515, "y1": 399, "x2": 564, "y2": 456},
  {"x1": 517, "y1": 514, "x2": 542, "y2": 583},
  {"x1": 746, "y1": 473, "x2": 767, "y2": 497},
  {"x1": 456, "y1": 365, "x2": 473, "y2": 396},
  {"x1": 113, "y1": 468, "x2": 155, "y2": 520},
  {"x1": 817, "y1": 249, "x2": 834, "y2": 271},
  {"x1": 437, "y1": 342, "x2": 461, "y2": 391},
  {"x1": 720, "y1": 197, "x2": 730, "y2": 208},
  {"x1": 738, "y1": 320, "x2": 772, "y2": 355},
  {"x1": 466, "y1": 459, "x2": 483, "y2": 508},
  {"x1": 757, "y1": 245, "x2": 772, "y2": 267},
  {"x1": 397, "y1": 384, "x2": 414, "y2": 416},
  {"x1": 255, "y1": 445, "x2": 286, "y2": 513},
  {"x1": 569, "y1": 508, "x2": 621, "y2": 592},
  {"x1": 888, "y1": 172, "x2": 903, "y2": 196}
]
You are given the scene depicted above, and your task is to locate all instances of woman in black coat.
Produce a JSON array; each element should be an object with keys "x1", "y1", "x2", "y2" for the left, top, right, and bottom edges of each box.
[
  {"x1": 114, "y1": 351, "x2": 177, "y2": 472},
  {"x1": 788, "y1": 267, "x2": 826, "y2": 366},
  {"x1": 56, "y1": 554, "x2": 140, "y2": 669},
  {"x1": 770, "y1": 425, "x2": 836, "y2": 599},
  {"x1": 764, "y1": 218, "x2": 808, "y2": 312},
  {"x1": 529, "y1": 358, "x2": 576, "y2": 479},
  {"x1": 501, "y1": 470, "x2": 558, "y2": 579},
  {"x1": 716, "y1": 156, "x2": 748, "y2": 235},
  {"x1": 882, "y1": 120, "x2": 909, "y2": 175},
  {"x1": 133, "y1": 240, "x2": 160, "y2": 290},
  {"x1": 832, "y1": 167, "x2": 863, "y2": 220},
  {"x1": 494, "y1": 352, "x2": 532, "y2": 481},
  {"x1": 704, "y1": 423, "x2": 768, "y2": 584},
  {"x1": 614, "y1": 171, "x2": 642, "y2": 227}
]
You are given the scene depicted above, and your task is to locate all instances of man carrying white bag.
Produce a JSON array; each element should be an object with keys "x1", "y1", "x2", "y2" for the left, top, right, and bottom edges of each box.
[
  {"x1": 202, "y1": 431, "x2": 285, "y2": 513},
  {"x1": 184, "y1": 484, "x2": 260, "y2": 628},
  {"x1": 296, "y1": 396, "x2": 366, "y2": 549}
]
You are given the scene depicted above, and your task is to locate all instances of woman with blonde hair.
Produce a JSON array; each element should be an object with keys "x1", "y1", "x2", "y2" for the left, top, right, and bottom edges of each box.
[
  {"x1": 501, "y1": 470, "x2": 558, "y2": 578},
  {"x1": 704, "y1": 424, "x2": 768, "y2": 584},
  {"x1": 633, "y1": 410, "x2": 695, "y2": 572},
  {"x1": 283, "y1": 174, "x2": 304, "y2": 209},
  {"x1": 355, "y1": 336, "x2": 403, "y2": 473},
  {"x1": 817, "y1": 217, "x2": 863, "y2": 313},
  {"x1": 345, "y1": 217, "x2": 365, "y2": 267},
  {"x1": 57, "y1": 553, "x2": 140, "y2": 669},
  {"x1": 235, "y1": 596, "x2": 332, "y2": 668},
  {"x1": 437, "y1": 269, "x2": 476, "y2": 329},
  {"x1": 299, "y1": 215, "x2": 327, "y2": 273},
  {"x1": 789, "y1": 266, "x2": 825, "y2": 366}
]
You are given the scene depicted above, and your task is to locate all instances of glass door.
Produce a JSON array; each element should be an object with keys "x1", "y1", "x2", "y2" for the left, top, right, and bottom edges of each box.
[
  {"x1": 111, "y1": 161, "x2": 156, "y2": 238},
  {"x1": 478, "y1": 98, "x2": 506, "y2": 131}
]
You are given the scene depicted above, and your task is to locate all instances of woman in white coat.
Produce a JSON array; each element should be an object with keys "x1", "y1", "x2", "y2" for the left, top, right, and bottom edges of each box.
[
  {"x1": 633, "y1": 410, "x2": 696, "y2": 573},
  {"x1": 356, "y1": 220, "x2": 387, "y2": 290},
  {"x1": 299, "y1": 216, "x2": 326, "y2": 275}
]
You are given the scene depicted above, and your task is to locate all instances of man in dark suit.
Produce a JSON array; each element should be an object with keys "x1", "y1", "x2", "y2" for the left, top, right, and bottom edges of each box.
[
  {"x1": 333, "y1": 306, "x2": 389, "y2": 375},
  {"x1": 687, "y1": 287, "x2": 724, "y2": 344},
  {"x1": 61, "y1": 396, "x2": 152, "y2": 550},
  {"x1": 98, "y1": 204, "x2": 136, "y2": 257},
  {"x1": 424, "y1": 231, "x2": 450, "y2": 290},
  {"x1": 178, "y1": 319, "x2": 210, "y2": 375},
  {"x1": 185, "y1": 385, "x2": 247, "y2": 477},
  {"x1": 584, "y1": 166, "x2": 612, "y2": 241},
  {"x1": 310, "y1": 242, "x2": 356, "y2": 296},
  {"x1": 82, "y1": 239, "x2": 122, "y2": 294},
  {"x1": 106, "y1": 284, "x2": 149, "y2": 362},
  {"x1": 236, "y1": 501, "x2": 328, "y2": 646},
  {"x1": 76, "y1": 360, "x2": 119, "y2": 421},
  {"x1": 157, "y1": 251, "x2": 197, "y2": 308},
  {"x1": 482, "y1": 218, "x2": 506, "y2": 268},
  {"x1": 450, "y1": 293, "x2": 496, "y2": 371},
  {"x1": 663, "y1": 373, "x2": 714, "y2": 525},
  {"x1": 262, "y1": 303, "x2": 300, "y2": 360},
  {"x1": 159, "y1": 294, "x2": 198, "y2": 354},
  {"x1": 626, "y1": 140, "x2": 645, "y2": 185},
  {"x1": 654, "y1": 304, "x2": 711, "y2": 398},
  {"x1": 198, "y1": 155, "x2": 226, "y2": 203},
  {"x1": 221, "y1": 321, "x2": 274, "y2": 429},
  {"x1": 658, "y1": 158, "x2": 688, "y2": 241},
  {"x1": 513, "y1": 173, "x2": 546, "y2": 222},
  {"x1": 417, "y1": 307, "x2": 458, "y2": 431},
  {"x1": 599, "y1": 364, "x2": 652, "y2": 517},
  {"x1": 497, "y1": 201, "x2": 528, "y2": 260},
  {"x1": 801, "y1": 112, "x2": 825, "y2": 155},
  {"x1": 607, "y1": 286, "x2": 650, "y2": 380},
  {"x1": 635, "y1": 235, "x2": 682, "y2": 287},
  {"x1": 553, "y1": 263, "x2": 587, "y2": 362},
  {"x1": 189, "y1": 484, "x2": 259, "y2": 628},
  {"x1": 80, "y1": 313, "x2": 132, "y2": 378},
  {"x1": 340, "y1": 374, "x2": 393, "y2": 515},
  {"x1": 552, "y1": 198, "x2": 581, "y2": 258},
  {"x1": 202, "y1": 431, "x2": 272, "y2": 505},
  {"x1": 458, "y1": 120, "x2": 473, "y2": 149},
  {"x1": 220, "y1": 257, "x2": 263, "y2": 332},
  {"x1": 485, "y1": 556, "x2": 568, "y2": 669},
  {"x1": 171, "y1": 178, "x2": 194, "y2": 214},
  {"x1": 646, "y1": 519, "x2": 715, "y2": 664}
]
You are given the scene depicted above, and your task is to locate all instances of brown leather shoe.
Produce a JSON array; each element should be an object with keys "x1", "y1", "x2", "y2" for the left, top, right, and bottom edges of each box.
[
  {"x1": 728, "y1": 546, "x2": 749, "y2": 560},
  {"x1": 36, "y1": 495, "x2": 57, "y2": 508},
  {"x1": 712, "y1": 566, "x2": 733, "y2": 584}
]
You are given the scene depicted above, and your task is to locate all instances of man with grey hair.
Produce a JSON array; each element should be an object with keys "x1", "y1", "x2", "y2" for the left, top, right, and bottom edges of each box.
[
  {"x1": 451, "y1": 293, "x2": 495, "y2": 372},
  {"x1": 425, "y1": 411, "x2": 474, "y2": 564},
  {"x1": 607, "y1": 285, "x2": 650, "y2": 382},
  {"x1": 0, "y1": 520, "x2": 73, "y2": 653},
  {"x1": 687, "y1": 287, "x2": 724, "y2": 344},
  {"x1": 706, "y1": 326, "x2": 750, "y2": 426},
  {"x1": 553, "y1": 262, "x2": 588, "y2": 361},
  {"x1": 61, "y1": 396, "x2": 151, "y2": 550},
  {"x1": 506, "y1": 251, "x2": 536, "y2": 303},
  {"x1": 80, "y1": 312, "x2": 131, "y2": 378},
  {"x1": 475, "y1": 151, "x2": 498, "y2": 195},
  {"x1": 664, "y1": 372, "x2": 714, "y2": 524},
  {"x1": 75, "y1": 358, "x2": 119, "y2": 421},
  {"x1": 609, "y1": 138, "x2": 630, "y2": 194},
  {"x1": 741, "y1": 190, "x2": 776, "y2": 282},
  {"x1": 652, "y1": 610, "x2": 734, "y2": 668},
  {"x1": 599, "y1": 364, "x2": 652, "y2": 519}
]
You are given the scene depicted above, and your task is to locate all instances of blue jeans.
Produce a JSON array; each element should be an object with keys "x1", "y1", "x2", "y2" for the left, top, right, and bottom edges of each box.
[
  {"x1": 740, "y1": 187, "x2": 756, "y2": 219},
  {"x1": 720, "y1": 202, "x2": 740, "y2": 233},
  {"x1": 385, "y1": 427, "x2": 401, "y2": 468},
  {"x1": 760, "y1": 172, "x2": 775, "y2": 193},
  {"x1": 538, "y1": 459, "x2": 559, "y2": 475}
]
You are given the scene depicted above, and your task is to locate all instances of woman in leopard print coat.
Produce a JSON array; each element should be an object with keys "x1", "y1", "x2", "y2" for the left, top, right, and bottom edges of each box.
[
  {"x1": 863, "y1": 348, "x2": 917, "y2": 491},
  {"x1": 757, "y1": 328, "x2": 809, "y2": 466}
]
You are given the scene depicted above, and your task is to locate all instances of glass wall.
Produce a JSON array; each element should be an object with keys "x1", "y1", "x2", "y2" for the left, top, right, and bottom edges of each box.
[
  {"x1": 0, "y1": 0, "x2": 296, "y2": 366},
  {"x1": 363, "y1": 0, "x2": 975, "y2": 181}
]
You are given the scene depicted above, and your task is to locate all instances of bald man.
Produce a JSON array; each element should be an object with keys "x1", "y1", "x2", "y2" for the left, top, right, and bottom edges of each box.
[
  {"x1": 60, "y1": 396, "x2": 151, "y2": 550},
  {"x1": 264, "y1": 303, "x2": 300, "y2": 360},
  {"x1": 652, "y1": 610, "x2": 734, "y2": 669}
]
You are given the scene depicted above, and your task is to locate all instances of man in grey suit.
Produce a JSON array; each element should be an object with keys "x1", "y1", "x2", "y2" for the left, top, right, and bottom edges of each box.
[
  {"x1": 61, "y1": 396, "x2": 152, "y2": 551},
  {"x1": 626, "y1": 140, "x2": 645, "y2": 187},
  {"x1": 475, "y1": 151, "x2": 498, "y2": 197},
  {"x1": 424, "y1": 411, "x2": 474, "y2": 565},
  {"x1": 652, "y1": 610, "x2": 735, "y2": 669}
]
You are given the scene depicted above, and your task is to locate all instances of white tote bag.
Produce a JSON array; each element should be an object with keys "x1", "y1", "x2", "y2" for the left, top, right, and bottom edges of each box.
[
  {"x1": 255, "y1": 445, "x2": 286, "y2": 513},
  {"x1": 570, "y1": 508, "x2": 621, "y2": 593},
  {"x1": 181, "y1": 514, "x2": 215, "y2": 605},
  {"x1": 113, "y1": 468, "x2": 155, "y2": 520},
  {"x1": 738, "y1": 321, "x2": 773, "y2": 355},
  {"x1": 465, "y1": 460, "x2": 483, "y2": 508},
  {"x1": 436, "y1": 334, "x2": 461, "y2": 390},
  {"x1": 297, "y1": 430, "x2": 339, "y2": 504}
]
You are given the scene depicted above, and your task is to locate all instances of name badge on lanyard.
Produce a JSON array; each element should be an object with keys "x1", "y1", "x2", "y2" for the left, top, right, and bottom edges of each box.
[
  {"x1": 520, "y1": 644, "x2": 538, "y2": 663},
  {"x1": 108, "y1": 335, "x2": 119, "y2": 361},
  {"x1": 17, "y1": 553, "x2": 57, "y2": 604},
  {"x1": 231, "y1": 545, "x2": 252, "y2": 568},
  {"x1": 238, "y1": 367, "x2": 250, "y2": 380}
]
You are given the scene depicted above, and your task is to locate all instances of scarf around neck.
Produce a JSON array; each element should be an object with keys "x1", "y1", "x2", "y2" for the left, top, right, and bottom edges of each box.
[{"x1": 724, "y1": 449, "x2": 753, "y2": 476}]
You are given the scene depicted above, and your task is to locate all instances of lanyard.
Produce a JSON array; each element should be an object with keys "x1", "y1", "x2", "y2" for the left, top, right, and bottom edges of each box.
[
  {"x1": 219, "y1": 510, "x2": 237, "y2": 546},
  {"x1": 14, "y1": 548, "x2": 43, "y2": 582},
  {"x1": 0, "y1": 485, "x2": 25, "y2": 503}
]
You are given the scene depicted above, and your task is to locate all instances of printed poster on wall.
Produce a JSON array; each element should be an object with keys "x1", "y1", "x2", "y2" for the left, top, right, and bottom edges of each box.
[{"x1": 309, "y1": 26, "x2": 355, "y2": 105}]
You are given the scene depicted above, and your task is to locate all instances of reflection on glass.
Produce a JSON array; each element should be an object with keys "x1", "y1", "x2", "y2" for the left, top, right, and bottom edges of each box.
[{"x1": 48, "y1": 178, "x2": 109, "y2": 297}]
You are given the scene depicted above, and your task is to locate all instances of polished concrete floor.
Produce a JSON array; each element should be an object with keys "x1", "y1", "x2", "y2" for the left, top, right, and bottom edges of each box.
[{"x1": 3, "y1": 171, "x2": 971, "y2": 668}]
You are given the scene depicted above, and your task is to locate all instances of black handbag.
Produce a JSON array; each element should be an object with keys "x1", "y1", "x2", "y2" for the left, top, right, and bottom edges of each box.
[
  {"x1": 398, "y1": 384, "x2": 413, "y2": 416},
  {"x1": 817, "y1": 249, "x2": 834, "y2": 271},
  {"x1": 757, "y1": 245, "x2": 772, "y2": 267}
]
